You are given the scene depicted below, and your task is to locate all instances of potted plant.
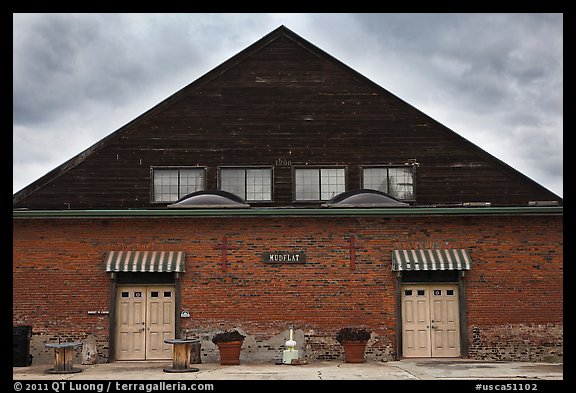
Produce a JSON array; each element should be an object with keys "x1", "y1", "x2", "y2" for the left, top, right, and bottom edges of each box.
[
  {"x1": 212, "y1": 329, "x2": 245, "y2": 365},
  {"x1": 336, "y1": 327, "x2": 371, "y2": 363}
]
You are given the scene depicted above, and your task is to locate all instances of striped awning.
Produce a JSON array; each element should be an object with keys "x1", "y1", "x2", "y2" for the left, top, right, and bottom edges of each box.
[
  {"x1": 391, "y1": 249, "x2": 472, "y2": 271},
  {"x1": 104, "y1": 251, "x2": 185, "y2": 273}
]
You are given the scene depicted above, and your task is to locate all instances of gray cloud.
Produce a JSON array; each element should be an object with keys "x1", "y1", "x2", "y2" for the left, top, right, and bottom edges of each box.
[{"x1": 13, "y1": 13, "x2": 563, "y2": 197}]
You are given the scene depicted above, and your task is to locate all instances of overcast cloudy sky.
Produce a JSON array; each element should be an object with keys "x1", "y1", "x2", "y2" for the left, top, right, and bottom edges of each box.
[{"x1": 13, "y1": 13, "x2": 563, "y2": 197}]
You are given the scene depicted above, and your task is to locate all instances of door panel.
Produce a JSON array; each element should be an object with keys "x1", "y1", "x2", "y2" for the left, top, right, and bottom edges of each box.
[
  {"x1": 401, "y1": 286, "x2": 431, "y2": 357},
  {"x1": 401, "y1": 284, "x2": 460, "y2": 358},
  {"x1": 430, "y1": 285, "x2": 460, "y2": 357},
  {"x1": 116, "y1": 285, "x2": 175, "y2": 360},
  {"x1": 116, "y1": 287, "x2": 146, "y2": 360},
  {"x1": 146, "y1": 287, "x2": 174, "y2": 360}
]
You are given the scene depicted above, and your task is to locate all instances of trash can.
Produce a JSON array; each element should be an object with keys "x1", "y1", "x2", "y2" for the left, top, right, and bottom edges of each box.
[{"x1": 13, "y1": 325, "x2": 33, "y2": 367}]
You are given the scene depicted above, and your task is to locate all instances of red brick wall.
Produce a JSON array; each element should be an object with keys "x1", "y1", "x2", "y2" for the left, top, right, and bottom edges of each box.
[{"x1": 13, "y1": 214, "x2": 562, "y2": 362}]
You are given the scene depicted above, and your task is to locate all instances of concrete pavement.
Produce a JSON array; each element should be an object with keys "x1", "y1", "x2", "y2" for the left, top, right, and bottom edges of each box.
[{"x1": 13, "y1": 359, "x2": 563, "y2": 380}]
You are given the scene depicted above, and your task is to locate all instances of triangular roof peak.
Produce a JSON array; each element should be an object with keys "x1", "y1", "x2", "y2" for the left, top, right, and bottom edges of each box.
[
  {"x1": 195, "y1": 24, "x2": 343, "y2": 82},
  {"x1": 13, "y1": 25, "x2": 561, "y2": 208}
]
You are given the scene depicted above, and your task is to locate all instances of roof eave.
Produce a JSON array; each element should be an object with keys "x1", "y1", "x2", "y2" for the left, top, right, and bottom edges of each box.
[{"x1": 12, "y1": 206, "x2": 563, "y2": 219}]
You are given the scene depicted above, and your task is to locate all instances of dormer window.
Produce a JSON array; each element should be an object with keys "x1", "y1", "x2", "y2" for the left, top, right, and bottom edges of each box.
[
  {"x1": 152, "y1": 167, "x2": 206, "y2": 202},
  {"x1": 362, "y1": 166, "x2": 414, "y2": 201},
  {"x1": 294, "y1": 167, "x2": 346, "y2": 201},
  {"x1": 219, "y1": 167, "x2": 272, "y2": 202}
]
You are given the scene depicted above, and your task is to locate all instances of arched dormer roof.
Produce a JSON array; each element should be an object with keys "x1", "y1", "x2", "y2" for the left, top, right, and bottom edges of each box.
[
  {"x1": 168, "y1": 190, "x2": 250, "y2": 208},
  {"x1": 322, "y1": 189, "x2": 409, "y2": 208}
]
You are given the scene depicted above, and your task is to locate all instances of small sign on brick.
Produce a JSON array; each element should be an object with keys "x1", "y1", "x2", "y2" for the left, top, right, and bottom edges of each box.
[{"x1": 262, "y1": 252, "x2": 306, "y2": 264}]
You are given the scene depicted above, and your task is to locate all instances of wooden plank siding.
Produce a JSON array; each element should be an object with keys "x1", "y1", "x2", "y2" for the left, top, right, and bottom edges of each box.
[{"x1": 13, "y1": 27, "x2": 561, "y2": 210}]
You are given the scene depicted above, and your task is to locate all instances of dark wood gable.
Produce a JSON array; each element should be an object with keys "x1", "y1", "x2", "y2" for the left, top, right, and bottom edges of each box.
[{"x1": 13, "y1": 26, "x2": 561, "y2": 210}]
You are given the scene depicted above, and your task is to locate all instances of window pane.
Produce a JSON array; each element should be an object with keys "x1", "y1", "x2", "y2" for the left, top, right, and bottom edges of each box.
[
  {"x1": 221, "y1": 169, "x2": 246, "y2": 199},
  {"x1": 246, "y1": 169, "x2": 272, "y2": 201},
  {"x1": 179, "y1": 169, "x2": 205, "y2": 197},
  {"x1": 295, "y1": 169, "x2": 320, "y2": 200},
  {"x1": 153, "y1": 169, "x2": 179, "y2": 202},
  {"x1": 363, "y1": 168, "x2": 388, "y2": 193},
  {"x1": 153, "y1": 168, "x2": 206, "y2": 202},
  {"x1": 320, "y1": 168, "x2": 345, "y2": 200},
  {"x1": 388, "y1": 167, "x2": 414, "y2": 200}
]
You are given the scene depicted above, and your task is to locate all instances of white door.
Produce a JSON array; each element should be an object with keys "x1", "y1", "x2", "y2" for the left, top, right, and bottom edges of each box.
[
  {"x1": 116, "y1": 286, "x2": 175, "y2": 360},
  {"x1": 430, "y1": 285, "x2": 460, "y2": 357},
  {"x1": 145, "y1": 287, "x2": 175, "y2": 360},
  {"x1": 401, "y1": 284, "x2": 460, "y2": 357}
]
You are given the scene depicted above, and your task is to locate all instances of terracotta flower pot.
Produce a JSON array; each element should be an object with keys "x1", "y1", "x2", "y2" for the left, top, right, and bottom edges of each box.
[
  {"x1": 217, "y1": 341, "x2": 242, "y2": 365},
  {"x1": 342, "y1": 340, "x2": 367, "y2": 363}
]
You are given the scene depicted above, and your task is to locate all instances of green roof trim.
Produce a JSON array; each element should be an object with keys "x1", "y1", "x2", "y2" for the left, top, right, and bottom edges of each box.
[{"x1": 13, "y1": 206, "x2": 562, "y2": 218}]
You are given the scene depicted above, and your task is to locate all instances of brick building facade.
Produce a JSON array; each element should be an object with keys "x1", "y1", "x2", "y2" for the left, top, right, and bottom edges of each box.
[
  {"x1": 13, "y1": 26, "x2": 562, "y2": 364},
  {"x1": 13, "y1": 211, "x2": 562, "y2": 363}
]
